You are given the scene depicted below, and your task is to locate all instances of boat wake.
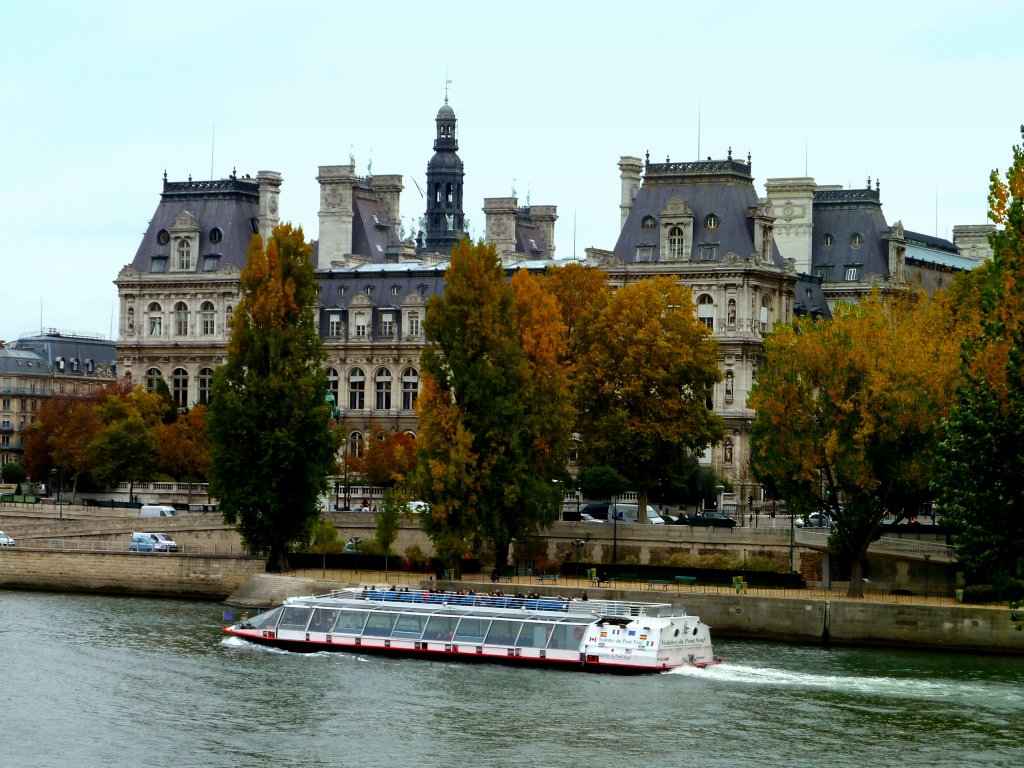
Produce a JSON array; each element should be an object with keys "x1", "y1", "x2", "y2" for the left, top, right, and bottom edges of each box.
[{"x1": 668, "y1": 661, "x2": 996, "y2": 703}]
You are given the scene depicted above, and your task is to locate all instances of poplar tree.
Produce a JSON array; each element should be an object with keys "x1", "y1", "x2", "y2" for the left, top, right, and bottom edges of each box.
[
  {"x1": 208, "y1": 224, "x2": 340, "y2": 572},
  {"x1": 413, "y1": 240, "x2": 572, "y2": 570},
  {"x1": 936, "y1": 128, "x2": 1024, "y2": 594}
]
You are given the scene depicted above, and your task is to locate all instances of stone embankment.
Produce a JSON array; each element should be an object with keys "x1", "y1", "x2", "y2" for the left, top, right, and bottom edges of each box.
[{"x1": 223, "y1": 573, "x2": 1024, "y2": 655}]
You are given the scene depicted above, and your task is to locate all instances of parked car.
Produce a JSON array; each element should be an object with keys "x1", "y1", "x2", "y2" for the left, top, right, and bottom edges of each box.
[
  {"x1": 796, "y1": 512, "x2": 834, "y2": 528},
  {"x1": 151, "y1": 533, "x2": 178, "y2": 552},
  {"x1": 579, "y1": 513, "x2": 605, "y2": 523},
  {"x1": 581, "y1": 502, "x2": 665, "y2": 524},
  {"x1": 129, "y1": 532, "x2": 156, "y2": 552},
  {"x1": 680, "y1": 510, "x2": 737, "y2": 528},
  {"x1": 0, "y1": 530, "x2": 15, "y2": 547}
]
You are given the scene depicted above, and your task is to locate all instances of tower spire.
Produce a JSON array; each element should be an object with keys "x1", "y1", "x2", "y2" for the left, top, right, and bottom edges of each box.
[{"x1": 424, "y1": 99, "x2": 465, "y2": 252}]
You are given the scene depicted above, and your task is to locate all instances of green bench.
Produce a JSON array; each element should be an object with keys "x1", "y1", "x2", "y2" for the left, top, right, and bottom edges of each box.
[
  {"x1": 674, "y1": 575, "x2": 698, "y2": 586},
  {"x1": 538, "y1": 574, "x2": 559, "y2": 583},
  {"x1": 612, "y1": 573, "x2": 642, "y2": 584},
  {"x1": 647, "y1": 579, "x2": 671, "y2": 590},
  {"x1": 491, "y1": 571, "x2": 515, "y2": 583}
]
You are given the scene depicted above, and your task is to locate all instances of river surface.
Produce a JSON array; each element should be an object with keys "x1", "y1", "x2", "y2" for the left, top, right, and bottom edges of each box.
[{"x1": 2, "y1": 589, "x2": 1022, "y2": 768}]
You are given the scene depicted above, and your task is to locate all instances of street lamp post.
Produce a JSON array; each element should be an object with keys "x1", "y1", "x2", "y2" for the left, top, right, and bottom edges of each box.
[
  {"x1": 923, "y1": 553, "x2": 931, "y2": 599},
  {"x1": 572, "y1": 538, "x2": 586, "y2": 582},
  {"x1": 612, "y1": 509, "x2": 622, "y2": 564}
]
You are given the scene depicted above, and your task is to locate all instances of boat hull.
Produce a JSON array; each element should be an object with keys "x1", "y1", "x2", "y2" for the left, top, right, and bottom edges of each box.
[{"x1": 223, "y1": 627, "x2": 715, "y2": 674}]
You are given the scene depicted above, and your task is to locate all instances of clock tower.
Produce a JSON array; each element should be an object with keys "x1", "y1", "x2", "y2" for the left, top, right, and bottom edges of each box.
[{"x1": 424, "y1": 100, "x2": 465, "y2": 253}]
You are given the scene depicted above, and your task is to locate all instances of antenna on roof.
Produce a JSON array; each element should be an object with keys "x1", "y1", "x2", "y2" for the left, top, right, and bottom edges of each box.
[
  {"x1": 697, "y1": 98, "x2": 701, "y2": 159},
  {"x1": 444, "y1": 70, "x2": 452, "y2": 104}
]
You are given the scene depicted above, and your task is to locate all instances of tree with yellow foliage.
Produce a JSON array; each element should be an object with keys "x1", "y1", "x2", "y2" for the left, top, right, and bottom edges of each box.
[{"x1": 750, "y1": 289, "x2": 965, "y2": 596}]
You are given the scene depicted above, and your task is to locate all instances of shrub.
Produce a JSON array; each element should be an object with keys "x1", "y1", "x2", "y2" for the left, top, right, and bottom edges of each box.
[{"x1": 403, "y1": 544, "x2": 428, "y2": 572}]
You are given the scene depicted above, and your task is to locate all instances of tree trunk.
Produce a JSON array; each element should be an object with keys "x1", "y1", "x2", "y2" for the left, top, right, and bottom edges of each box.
[
  {"x1": 637, "y1": 489, "x2": 649, "y2": 524},
  {"x1": 494, "y1": 539, "x2": 511, "y2": 573},
  {"x1": 266, "y1": 542, "x2": 290, "y2": 573},
  {"x1": 846, "y1": 555, "x2": 866, "y2": 598}
]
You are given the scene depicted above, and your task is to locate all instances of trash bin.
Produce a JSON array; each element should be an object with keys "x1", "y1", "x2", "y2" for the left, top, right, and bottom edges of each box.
[{"x1": 955, "y1": 589, "x2": 964, "y2": 604}]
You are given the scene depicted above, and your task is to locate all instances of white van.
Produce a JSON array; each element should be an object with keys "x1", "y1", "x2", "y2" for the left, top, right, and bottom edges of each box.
[{"x1": 139, "y1": 505, "x2": 176, "y2": 518}]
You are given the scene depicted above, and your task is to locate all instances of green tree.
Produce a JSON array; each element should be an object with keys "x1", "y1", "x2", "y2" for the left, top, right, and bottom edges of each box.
[
  {"x1": 750, "y1": 290, "x2": 964, "y2": 596},
  {"x1": 1, "y1": 461, "x2": 26, "y2": 485},
  {"x1": 576, "y1": 276, "x2": 724, "y2": 522},
  {"x1": 412, "y1": 239, "x2": 572, "y2": 571},
  {"x1": 208, "y1": 224, "x2": 341, "y2": 572},
  {"x1": 936, "y1": 128, "x2": 1024, "y2": 593},
  {"x1": 89, "y1": 387, "x2": 166, "y2": 499},
  {"x1": 375, "y1": 488, "x2": 402, "y2": 581},
  {"x1": 308, "y1": 518, "x2": 342, "y2": 578},
  {"x1": 577, "y1": 465, "x2": 629, "y2": 501}
]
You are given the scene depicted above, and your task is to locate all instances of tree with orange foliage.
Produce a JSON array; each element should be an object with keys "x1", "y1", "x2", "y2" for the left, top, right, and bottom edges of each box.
[
  {"x1": 207, "y1": 224, "x2": 341, "y2": 572},
  {"x1": 413, "y1": 240, "x2": 572, "y2": 571},
  {"x1": 576, "y1": 276, "x2": 723, "y2": 524},
  {"x1": 750, "y1": 289, "x2": 965, "y2": 596},
  {"x1": 936, "y1": 128, "x2": 1024, "y2": 595},
  {"x1": 345, "y1": 423, "x2": 415, "y2": 487},
  {"x1": 155, "y1": 404, "x2": 211, "y2": 488},
  {"x1": 22, "y1": 392, "x2": 103, "y2": 499}
]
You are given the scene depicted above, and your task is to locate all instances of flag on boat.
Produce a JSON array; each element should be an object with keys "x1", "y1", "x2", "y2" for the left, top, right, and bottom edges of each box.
[{"x1": 223, "y1": 611, "x2": 235, "y2": 622}]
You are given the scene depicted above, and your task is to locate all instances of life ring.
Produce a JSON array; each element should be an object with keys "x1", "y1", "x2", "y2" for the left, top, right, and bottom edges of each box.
[{"x1": 573, "y1": 626, "x2": 585, "y2": 640}]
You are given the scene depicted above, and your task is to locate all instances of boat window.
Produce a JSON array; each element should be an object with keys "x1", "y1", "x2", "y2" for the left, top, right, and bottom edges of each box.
[
  {"x1": 547, "y1": 623, "x2": 585, "y2": 650},
  {"x1": 516, "y1": 623, "x2": 554, "y2": 648},
  {"x1": 453, "y1": 617, "x2": 490, "y2": 643},
  {"x1": 392, "y1": 613, "x2": 426, "y2": 639},
  {"x1": 247, "y1": 607, "x2": 282, "y2": 630},
  {"x1": 423, "y1": 614, "x2": 459, "y2": 641},
  {"x1": 334, "y1": 609, "x2": 368, "y2": 634},
  {"x1": 279, "y1": 606, "x2": 313, "y2": 631},
  {"x1": 484, "y1": 619, "x2": 523, "y2": 646},
  {"x1": 309, "y1": 608, "x2": 340, "y2": 633},
  {"x1": 363, "y1": 612, "x2": 397, "y2": 637}
]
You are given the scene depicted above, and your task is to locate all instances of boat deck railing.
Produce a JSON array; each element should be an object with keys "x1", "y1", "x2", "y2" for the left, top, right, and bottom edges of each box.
[{"x1": 310, "y1": 588, "x2": 675, "y2": 618}]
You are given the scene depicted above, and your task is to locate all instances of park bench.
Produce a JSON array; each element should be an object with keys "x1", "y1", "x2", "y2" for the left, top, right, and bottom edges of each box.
[
  {"x1": 490, "y1": 571, "x2": 515, "y2": 583},
  {"x1": 611, "y1": 573, "x2": 642, "y2": 584},
  {"x1": 538, "y1": 574, "x2": 559, "y2": 583},
  {"x1": 647, "y1": 579, "x2": 671, "y2": 590},
  {"x1": 674, "y1": 575, "x2": 697, "y2": 587}
]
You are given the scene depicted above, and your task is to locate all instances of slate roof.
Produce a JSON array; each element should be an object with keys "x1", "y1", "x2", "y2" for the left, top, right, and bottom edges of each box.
[
  {"x1": 351, "y1": 193, "x2": 402, "y2": 262},
  {"x1": 11, "y1": 332, "x2": 117, "y2": 377},
  {"x1": 317, "y1": 264, "x2": 449, "y2": 310},
  {"x1": 131, "y1": 176, "x2": 260, "y2": 273},
  {"x1": 0, "y1": 347, "x2": 51, "y2": 377},
  {"x1": 614, "y1": 157, "x2": 785, "y2": 267},
  {"x1": 810, "y1": 187, "x2": 890, "y2": 279}
]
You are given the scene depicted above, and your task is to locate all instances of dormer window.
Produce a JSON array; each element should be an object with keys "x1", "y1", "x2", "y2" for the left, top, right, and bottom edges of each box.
[
  {"x1": 850, "y1": 233, "x2": 864, "y2": 248},
  {"x1": 391, "y1": 284, "x2": 400, "y2": 297},
  {"x1": 704, "y1": 213, "x2": 720, "y2": 231},
  {"x1": 209, "y1": 227, "x2": 223, "y2": 243},
  {"x1": 636, "y1": 246, "x2": 653, "y2": 262},
  {"x1": 641, "y1": 216, "x2": 655, "y2": 231},
  {"x1": 668, "y1": 226, "x2": 686, "y2": 260},
  {"x1": 363, "y1": 285, "x2": 374, "y2": 296},
  {"x1": 177, "y1": 239, "x2": 192, "y2": 270},
  {"x1": 845, "y1": 264, "x2": 861, "y2": 281},
  {"x1": 157, "y1": 229, "x2": 170, "y2": 245},
  {"x1": 338, "y1": 285, "x2": 348, "y2": 298}
]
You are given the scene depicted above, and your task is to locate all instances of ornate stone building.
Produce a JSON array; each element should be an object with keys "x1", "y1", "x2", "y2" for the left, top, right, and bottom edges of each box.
[{"x1": 114, "y1": 102, "x2": 557, "y2": 459}]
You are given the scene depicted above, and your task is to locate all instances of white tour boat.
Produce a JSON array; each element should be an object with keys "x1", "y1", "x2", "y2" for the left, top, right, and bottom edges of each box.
[{"x1": 223, "y1": 587, "x2": 720, "y2": 673}]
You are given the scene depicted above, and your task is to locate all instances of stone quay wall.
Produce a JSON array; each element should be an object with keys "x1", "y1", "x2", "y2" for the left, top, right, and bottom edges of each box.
[{"x1": 0, "y1": 547, "x2": 264, "y2": 600}]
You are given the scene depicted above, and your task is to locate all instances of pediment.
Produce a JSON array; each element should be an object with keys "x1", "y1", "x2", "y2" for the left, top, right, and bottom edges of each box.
[{"x1": 660, "y1": 195, "x2": 692, "y2": 218}]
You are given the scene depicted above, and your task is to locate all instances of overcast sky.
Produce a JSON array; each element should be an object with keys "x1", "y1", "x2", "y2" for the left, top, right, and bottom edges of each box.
[{"x1": 2, "y1": 0, "x2": 1022, "y2": 343}]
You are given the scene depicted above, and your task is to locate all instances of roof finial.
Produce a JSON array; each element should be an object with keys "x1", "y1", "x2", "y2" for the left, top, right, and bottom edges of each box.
[
  {"x1": 645, "y1": 149, "x2": 650, "y2": 167},
  {"x1": 444, "y1": 72, "x2": 452, "y2": 104},
  {"x1": 747, "y1": 151, "x2": 751, "y2": 165},
  {"x1": 867, "y1": 175, "x2": 871, "y2": 189},
  {"x1": 728, "y1": 146, "x2": 732, "y2": 160},
  {"x1": 163, "y1": 169, "x2": 167, "y2": 182},
  {"x1": 666, "y1": 154, "x2": 670, "y2": 163},
  {"x1": 876, "y1": 179, "x2": 880, "y2": 192}
]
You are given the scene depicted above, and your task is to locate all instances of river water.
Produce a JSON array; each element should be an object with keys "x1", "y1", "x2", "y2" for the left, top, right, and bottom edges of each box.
[{"x1": 2, "y1": 590, "x2": 1021, "y2": 768}]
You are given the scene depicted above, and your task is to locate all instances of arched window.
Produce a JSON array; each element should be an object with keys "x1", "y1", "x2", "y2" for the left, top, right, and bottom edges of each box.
[
  {"x1": 177, "y1": 239, "x2": 192, "y2": 270},
  {"x1": 696, "y1": 293, "x2": 715, "y2": 330},
  {"x1": 326, "y1": 368, "x2": 339, "y2": 411},
  {"x1": 147, "y1": 302, "x2": 162, "y2": 337},
  {"x1": 434, "y1": 183, "x2": 442, "y2": 204},
  {"x1": 446, "y1": 183, "x2": 454, "y2": 204},
  {"x1": 171, "y1": 367, "x2": 189, "y2": 407},
  {"x1": 145, "y1": 367, "x2": 162, "y2": 393},
  {"x1": 375, "y1": 368, "x2": 392, "y2": 410},
  {"x1": 349, "y1": 431, "x2": 364, "y2": 457},
  {"x1": 668, "y1": 226, "x2": 685, "y2": 260},
  {"x1": 200, "y1": 301, "x2": 216, "y2": 335},
  {"x1": 401, "y1": 367, "x2": 419, "y2": 410},
  {"x1": 348, "y1": 368, "x2": 365, "y2": 410},
  {"x1": 174, "y1": 302, "x2": 189, "y2": 336},
  {"x1": 197, "y1": 367, "x2": 213, "y2": 405}
]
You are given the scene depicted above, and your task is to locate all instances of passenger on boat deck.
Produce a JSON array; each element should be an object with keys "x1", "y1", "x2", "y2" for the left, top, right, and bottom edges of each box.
[{"x1": 581, "y1": 591, "x2": 588, "y2": 601}]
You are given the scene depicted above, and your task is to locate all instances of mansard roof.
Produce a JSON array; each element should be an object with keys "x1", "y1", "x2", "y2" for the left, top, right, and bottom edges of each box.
[
  {"x1": 317, "y1": 264, "x2": 448, "y2": 310},
  {"x1": 131, "y1": 175, "x2": 260, "y2": 273},
  {"x1": 351, "y1": 190, "x2": 401, "y2": 262},
  {"x1": 11, "y1": 331, "x2": 117, "y2": 377},
  {"x1": 0, "y1": 347, "x2": 51, "y2": 377},
  {"x1": 613, "y1": 155, "x2": 785, "y2": 267},
  {"x1": 810, "y1": 186, "x2": 890, "y2": 279}
]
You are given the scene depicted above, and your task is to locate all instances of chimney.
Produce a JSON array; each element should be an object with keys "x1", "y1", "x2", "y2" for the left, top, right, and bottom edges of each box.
[{"x1": 316, "y1": 165, "x2": 356, "y2": 269}]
